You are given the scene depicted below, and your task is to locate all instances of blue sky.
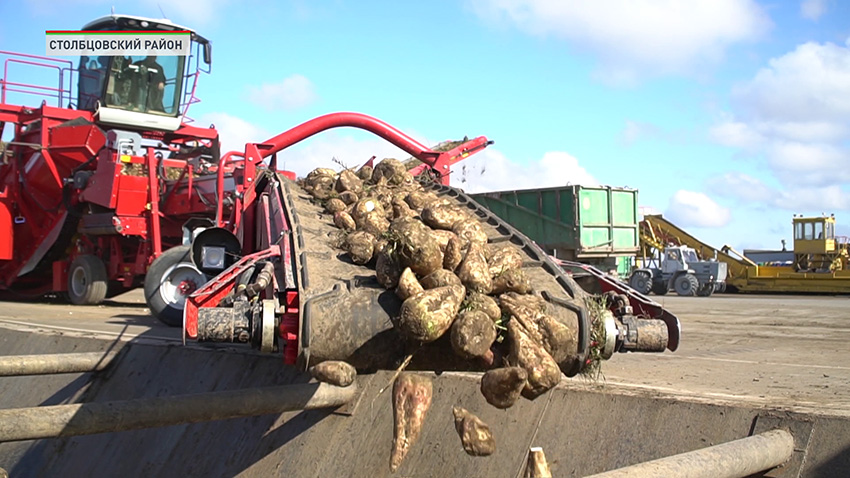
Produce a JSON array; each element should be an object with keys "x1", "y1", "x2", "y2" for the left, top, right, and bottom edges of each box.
[{"x1": 2, "y1": 0, "x2": 849, "y2": 250}]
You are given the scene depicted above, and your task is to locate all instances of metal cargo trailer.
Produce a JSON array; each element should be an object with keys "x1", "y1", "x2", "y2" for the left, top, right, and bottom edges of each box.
[{"x1": 471, "y1": 185, "x2": 639, "y2": 275}]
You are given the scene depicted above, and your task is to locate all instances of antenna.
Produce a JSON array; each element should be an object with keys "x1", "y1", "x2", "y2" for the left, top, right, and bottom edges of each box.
[
  {"x1": 111, "y1": 6, "x2": 115, "y2": 14},
  {"x1": 158, "y1": 4, "x2": 168, "y2": 19}
]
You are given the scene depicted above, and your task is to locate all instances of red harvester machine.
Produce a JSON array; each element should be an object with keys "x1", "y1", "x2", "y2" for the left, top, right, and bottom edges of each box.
[
  {"x1": 0, "y1": 14, "x2": 493, "y2": 328},
  {"x1": 1, "y1": 13, "x2": 677, "y2": 372}
]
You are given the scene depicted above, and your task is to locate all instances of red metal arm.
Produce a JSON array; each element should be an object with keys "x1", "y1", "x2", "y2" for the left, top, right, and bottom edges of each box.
[
  {"x1": 256, "y1": 112, "x2": 438, "y2": 163},
  {"x1": 252, "y1": 112, "x2": 493, "y2": 185}
]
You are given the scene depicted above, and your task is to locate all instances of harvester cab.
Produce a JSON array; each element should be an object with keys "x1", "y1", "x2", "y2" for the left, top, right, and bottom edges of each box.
[
  {"x1": 76, "y1": 14, "x2": 212, "y2": 131},
  {"x1": 792, "y1": 215, "x2": 849, "y2": 272}
]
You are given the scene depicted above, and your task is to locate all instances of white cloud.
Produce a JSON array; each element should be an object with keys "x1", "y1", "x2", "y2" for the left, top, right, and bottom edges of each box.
[
  {"x1": 800, "y1": 0, "x2": 827, "y2": 20},
  {"x1": 456, "y1": 149, "x2": 598, "y2": 193},
  {"x1": 732, "y1": 39, "x2": 850, "y2": 124},
  {"x1": 708, "y1": 172, "x2": 850, "y2": 213},
  {"x1": 709, "y1": 120, "x2": 765, "y2": 150},
  {"x1": 197, "y1": 112, "x2": 270, "y2": 153},
  {"x1": 665, "y1": 190, "x2": 731, "y2": 228},
  {"x1": 246, "y1": 75, "x2": 319, "y2": 111},
  {"x1": 711, "y1": 38, "x2": 850, "y2": 190},
  {"x1": 469, "y1": 0, "x2": 770, "y2": 83},
  {"x1": 706, "y1": 172, "x2": 773, "y2": 203},
  {"x1": 620, "y1": 120, "x2": 660, "y2": 145}
]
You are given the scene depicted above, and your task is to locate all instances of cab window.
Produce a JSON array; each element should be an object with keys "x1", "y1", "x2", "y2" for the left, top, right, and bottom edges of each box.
[{"x1": 104, "y1": 55, "x2": 185, "y2": 116}]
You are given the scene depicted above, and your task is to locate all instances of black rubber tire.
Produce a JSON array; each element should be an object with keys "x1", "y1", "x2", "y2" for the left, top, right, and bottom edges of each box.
[
  {"x1": 628, "y1": 271, "x2": 652, "y2": 295},
  {"x1": 696, "y1": 283, "x2": 714, "y2": 297},
  {"x1": 67, "y1": 255, "x2": 108, "y2": 305},
  {"x1": 651, "y1": 280, "x2": 668, "y2": 296},
  {"x1": 674, "y1": 273, "x2": 699, "y2": 296},
  {"x1": 144, "y1": 245, "x2": 204, "y2": 327}
]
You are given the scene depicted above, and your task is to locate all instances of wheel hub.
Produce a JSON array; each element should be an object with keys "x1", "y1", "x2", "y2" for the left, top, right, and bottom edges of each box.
[{"x1": 158, "y1": 263, "x2": 205, "y2": 308}]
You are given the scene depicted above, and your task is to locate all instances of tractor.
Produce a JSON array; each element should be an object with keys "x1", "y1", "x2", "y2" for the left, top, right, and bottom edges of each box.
[{"x1": 629, "y1": 245, "x2": 727, "y2": 297}]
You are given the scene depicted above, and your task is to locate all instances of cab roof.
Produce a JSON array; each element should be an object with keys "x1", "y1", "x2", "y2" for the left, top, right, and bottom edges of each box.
[{"x1": 81, "y1": 14, "x2": 209, "y2": 45}]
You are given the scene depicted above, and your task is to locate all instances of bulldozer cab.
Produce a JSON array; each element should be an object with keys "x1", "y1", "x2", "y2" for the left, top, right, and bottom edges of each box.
[
  {"x1": 793, "y1": 216, "x2": 836, "y2": 255},
  {"x1": 76, "y1": 14, "x2": 211, "y2": 131}
]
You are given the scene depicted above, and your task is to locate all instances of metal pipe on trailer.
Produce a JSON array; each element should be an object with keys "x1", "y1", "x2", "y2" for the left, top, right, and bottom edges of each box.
[
  {"x1": 0, "y1": 352, "x2": 118, "y2": 376},
  {"x1": 0, "y1": 382, "x2": 356, "y2": 442},
  {"x1": 585, "y1": 429, "x2": 794, "y2": 478}
]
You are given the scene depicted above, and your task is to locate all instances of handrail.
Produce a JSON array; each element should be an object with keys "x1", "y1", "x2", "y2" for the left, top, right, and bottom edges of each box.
[{"x1": 0, "y1": 51, "x2": 74, "y2": 107}]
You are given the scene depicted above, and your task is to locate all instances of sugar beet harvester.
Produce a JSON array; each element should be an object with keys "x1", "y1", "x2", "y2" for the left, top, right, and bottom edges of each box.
[
  {"x1": 0, "y1": 14, "x2": 491, "y2": 326},
  {"x1": 0, "y1": 14, "x2": 678, "y2": 375}
]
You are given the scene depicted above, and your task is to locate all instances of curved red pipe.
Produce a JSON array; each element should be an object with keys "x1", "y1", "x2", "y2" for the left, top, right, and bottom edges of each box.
[{"x1": 255, "y1": 112, "x2": 440, "y2": 166}]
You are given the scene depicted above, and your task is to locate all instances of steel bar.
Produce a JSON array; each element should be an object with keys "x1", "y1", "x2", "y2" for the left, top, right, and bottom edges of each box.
[
  {"x1": 0, "y1": 382, "x2": 356, "y2": 442},
  {"x1": 586, "y1": 429, "x2": 794, "y2": 478},
  {"x1": 0, "y1": 352, "x2": 118, "y2": 376}
]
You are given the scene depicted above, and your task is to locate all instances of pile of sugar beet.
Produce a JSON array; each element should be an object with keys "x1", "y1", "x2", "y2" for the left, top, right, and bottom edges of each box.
[{"x1": 301, "y1": 158, "x2": 599, "y2": 471}]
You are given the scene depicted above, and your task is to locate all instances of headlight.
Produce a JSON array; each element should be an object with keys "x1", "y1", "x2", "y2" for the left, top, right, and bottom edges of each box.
[{"x1": 201, "y1": 246, "x2": 226, "y2": 270}]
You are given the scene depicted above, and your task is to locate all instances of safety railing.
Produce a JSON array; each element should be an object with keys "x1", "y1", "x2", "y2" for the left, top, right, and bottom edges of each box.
[{"x1": 0, "y1": 51, "x2": 75, "y2": 107}]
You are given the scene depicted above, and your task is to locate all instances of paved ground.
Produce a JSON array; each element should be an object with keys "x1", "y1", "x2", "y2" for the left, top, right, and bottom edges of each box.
[
  {"x1": 601, "y1": 294, "x2": 850, "y2": 417},
  {"x1": 1, "y1": 290, "x2": 848, "y2": 416}
]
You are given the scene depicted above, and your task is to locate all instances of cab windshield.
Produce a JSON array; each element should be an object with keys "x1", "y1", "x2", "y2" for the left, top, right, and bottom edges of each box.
[{"x1": 79, "y1": 54, "x2": 185, "y2": 116}]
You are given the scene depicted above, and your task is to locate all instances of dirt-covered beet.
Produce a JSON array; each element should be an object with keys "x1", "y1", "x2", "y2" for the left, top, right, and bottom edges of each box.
[
  {"x1": 391, "y1": 373, "x2": 433, "y2": 472},
  {"x1": 464, "y1": 292, "x2": 501, "y2": 323},
  {"x1": 335, "y1": 169, "x2": 363, "y2": 194},
  {"x1": 443, "y1": 235, "x2": 464, "y2": 271},
  {"x1": 405, "y1": 191, "x2": 438, "y2": 211},
  {"x1": 392, "y1": 196, "x2": 416, "y2": 219},
  {"x1": 372, "y1": 158, "x2": 408, "y2": 185},
  {"x1": 359, "y1": 211, "x2": 391, "y2": 236},
  {"x1": 344, "y1": 231, "x2": 376, "y2": 265},
  {"x1": 420, "y1": 269, "x2": 462, "y2": 289},
  {"x1": 488, "y1": 245, "x2": 524, "y2": 275},
  {"x1": 480, "y1": 367, "x2": 528, "y2": 409},
  {"x1": 309, "y1": 360, "x2": 357, "y2": 387},
  {"x1": 398, "y1": 285, "x2": 465, "y2": 343},
  {"x1": 352, "y1": 198, "x2": 386, "y2": 222},
  {"x1": 357, "y1": 164, "x2": 373, "y2": 181},
  {"x1": 325, "y1": 198, "x2": 346, "y2": 214},
  {"x1": 338, "y1": 190, "x2": 359, "y2": 205},
  {"x1": 452, "y1": 406, "x2": 495, "y2": 456},
  {"x1": 452, "y1": 218, "x2": 488, "y2": 251},
  {"x1": 507, "y1": 319, "x2": 561, "y2": 400},
  {"x1": 376, "y1": 250, "x2": 402, "y2": 289},
  {"x1": 421, "y1": 203, "x2": 469, "y2": 230},
  {"x1": 491, "y1": 268, "x2": 532, "y2": 295},
  {"x1": 389, "y1": 217, "x2": 444, "y2": 277},
  {"x1": 450, "y1": 310, "x2": 497, "y2": 360},
  {"x1": 396, "y1": 267, "x2": 424, "y2": 300},
  {"x1": 306, "y1": 168, "x2": 336, "y2": 183},
  {"x1": 456, "y1": 243, "x2": 492, "y2": 294},
  {"x1": 428, "y1": 229, "x2": 455, "y2": 253},
  {"x1": 334, "y1": 211, "x2": 356, "y2": 231},
  {"x1": 501, "y1": 293, "x2": 577, "y2": 372}
]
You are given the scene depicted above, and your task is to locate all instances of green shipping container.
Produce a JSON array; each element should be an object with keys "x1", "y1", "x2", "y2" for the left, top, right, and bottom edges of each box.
[{"x1": 470, "y1": 185, "x2": 639, "y2": 267}]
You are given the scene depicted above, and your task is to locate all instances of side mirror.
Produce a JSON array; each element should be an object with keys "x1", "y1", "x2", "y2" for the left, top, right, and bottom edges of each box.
[{"x1": 203, "y1": 43, "x2": 212, "y2": 65}]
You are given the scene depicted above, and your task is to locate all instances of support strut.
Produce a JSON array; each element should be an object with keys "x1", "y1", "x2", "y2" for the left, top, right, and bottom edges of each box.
[
  {"x1": 586, "y1": 429, "x2": 794, "y2": 478},
  {"x1": 0, "y1": 382, "x2": 357, "y2": 442},
  {"x1": 0, "y1": 352, "x2": 118, "y2": 376}
]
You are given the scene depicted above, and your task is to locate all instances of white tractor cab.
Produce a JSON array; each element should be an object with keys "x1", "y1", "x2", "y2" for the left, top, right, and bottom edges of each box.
[
  {"x1": 629, "y1": 245, "x2": 728, "y2": 297},
  {"x1": 76, "y1": 14, "x2": 212, "y2": 131}
]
